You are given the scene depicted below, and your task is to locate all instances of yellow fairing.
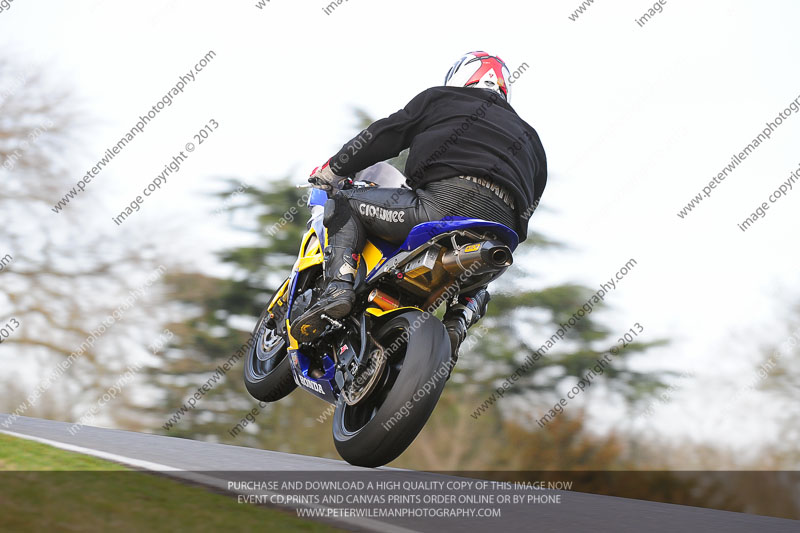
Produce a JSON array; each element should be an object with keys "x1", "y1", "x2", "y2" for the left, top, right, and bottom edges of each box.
[
  {"x1": 365, "y1": 306, "x2": 422, "y2": 318},
  {"x1": 294, "y1": 228, "x2": 324, "y2": 272},
  {"x1": 361, "y1": 241, "x2": 385, "y2": 274},
  {"x1": 267, "y1": 229, "x2": 322, "y2": 315},
  {"x1": 287, "y1": 317, "x2": 299, "y2": 349},
  {"x1": 267, "y1": 278, "x2": 290, "y2": 313},
  {"x1": 298, "y1": 228, "x2": 384, "y2": 276},
  {"x1": 284, "y1": 229, "x2": 392, "y2": 345},
  {"x1": 284, "y1": 228, "x2": 325, "y2": 348}
]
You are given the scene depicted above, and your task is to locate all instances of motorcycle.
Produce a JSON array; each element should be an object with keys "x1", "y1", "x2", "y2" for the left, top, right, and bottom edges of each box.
[{"x1": 243, "y1": 163, "x2": 517, "y2": 467}]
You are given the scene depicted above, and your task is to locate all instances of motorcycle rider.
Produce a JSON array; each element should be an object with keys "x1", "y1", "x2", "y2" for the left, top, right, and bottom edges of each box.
[{"x1": 291, "y1": 51, "x2": 547, "y2": 368}]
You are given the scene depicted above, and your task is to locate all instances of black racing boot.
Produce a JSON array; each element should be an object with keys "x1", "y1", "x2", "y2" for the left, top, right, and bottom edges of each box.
[
  {"x1": 290, "y1": 246, "x2": 358, "y2": 343},
  {"x1": 443, "y1": 288, "x2": 490, "y2": 377}
]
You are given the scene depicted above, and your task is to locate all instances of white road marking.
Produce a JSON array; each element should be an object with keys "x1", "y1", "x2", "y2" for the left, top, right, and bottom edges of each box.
[
  {"x1": 0, "y1": 429, "x2": 179, "y2": 471},
  {"x1": 0, "y1": 427, "x2": 421, "y2": 533}
]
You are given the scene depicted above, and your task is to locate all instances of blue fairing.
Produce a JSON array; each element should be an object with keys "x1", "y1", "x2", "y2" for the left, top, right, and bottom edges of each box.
[
  {"x1": 368, "y1": 235, "x2": 399, "y2": 257},
  {"x1": 400, "y1": 217, "x2": 519, "y2": 252},
  {"x1": 308, "y1": 188, "x2": 328, "y2": 207},
  {"x1": 286, "y1": 270, "x2": 299, "y2": 312},
  {"x1": 289, "y1": 349, "x2": 338, "y2": 404}
]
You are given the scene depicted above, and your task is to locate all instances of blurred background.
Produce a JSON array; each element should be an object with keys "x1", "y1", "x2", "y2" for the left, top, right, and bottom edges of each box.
[{"x1": 1, "y1": 0, "x2": 799, "y2": 512}]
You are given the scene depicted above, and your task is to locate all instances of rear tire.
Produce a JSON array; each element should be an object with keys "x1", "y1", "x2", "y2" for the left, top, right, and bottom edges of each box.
[
  {"x1": 332, "y1": 311, "x2": 451, "y2": 467},
  {"x1": 243, "y1": 306, "x2": 296, "y2": 402}
]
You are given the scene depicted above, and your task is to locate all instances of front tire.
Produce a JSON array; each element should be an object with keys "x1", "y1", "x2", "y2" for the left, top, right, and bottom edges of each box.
[
  {"x1": 332, "y1": 311, "x2": 451, "y2": 467},
  {"x1": 243, "y1": 306, "x2": 296, "y2": 402}
]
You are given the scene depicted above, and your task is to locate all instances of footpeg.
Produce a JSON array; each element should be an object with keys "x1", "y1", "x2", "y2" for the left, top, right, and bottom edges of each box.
[{"x1": 321, "y1": 314, "x2": 344, "y2": 329}]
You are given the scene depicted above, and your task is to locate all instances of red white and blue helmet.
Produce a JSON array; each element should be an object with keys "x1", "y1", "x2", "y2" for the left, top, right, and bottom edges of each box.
[{"x1": 444, "y1": 51, "x2": 511, "y2": 101}]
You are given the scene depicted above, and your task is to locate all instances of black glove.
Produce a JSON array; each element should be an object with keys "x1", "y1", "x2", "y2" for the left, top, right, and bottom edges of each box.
[{"x1": 308, "y1": 160, "x2": 344, "y2": 192}]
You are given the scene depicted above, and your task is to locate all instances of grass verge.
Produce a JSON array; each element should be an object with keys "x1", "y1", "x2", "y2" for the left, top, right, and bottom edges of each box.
[{"x1": 0, "y1": 433, "x2": 343, "y2": 532}]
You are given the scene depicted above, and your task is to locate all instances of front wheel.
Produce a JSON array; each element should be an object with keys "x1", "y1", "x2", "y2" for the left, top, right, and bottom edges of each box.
[
  {"x1": 243, "y1": 306, "x2": 296, "y2": 402},
  {"x1": 332, "y1": 311, "x2": 451, "y2": 467}
]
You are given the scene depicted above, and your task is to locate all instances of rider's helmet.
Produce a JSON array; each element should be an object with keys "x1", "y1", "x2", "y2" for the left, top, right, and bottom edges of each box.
[{"x1": 444, "y1": 51, "x2": 511, "y2": 101}]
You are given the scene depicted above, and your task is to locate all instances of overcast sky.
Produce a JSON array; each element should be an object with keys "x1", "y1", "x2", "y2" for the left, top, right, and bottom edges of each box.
[{"x1": 2, "y1": 0, "x2": 799, "y2": 456}]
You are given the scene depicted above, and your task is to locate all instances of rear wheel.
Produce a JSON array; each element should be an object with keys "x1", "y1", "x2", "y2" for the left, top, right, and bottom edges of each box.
[{"x1": 332, "y1": 311, "x2": 451, "y2": 467}]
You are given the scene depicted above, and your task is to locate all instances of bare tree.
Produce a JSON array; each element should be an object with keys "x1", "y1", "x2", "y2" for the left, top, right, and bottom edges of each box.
[{"x1": 0, "y1": 57, "x2": 166, "y2": 424}]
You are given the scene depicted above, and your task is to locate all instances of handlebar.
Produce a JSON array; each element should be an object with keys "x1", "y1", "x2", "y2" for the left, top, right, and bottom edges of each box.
[{"x1": 299, "y1": 176, "x2": 364, "y2": 193}]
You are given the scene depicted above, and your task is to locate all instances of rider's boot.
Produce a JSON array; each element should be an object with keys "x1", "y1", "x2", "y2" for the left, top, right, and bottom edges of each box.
[
  {"x1": 290, "y1": 245, "x2": 358, "y2": 343},
  {"x1": 443, "y1": 288, "x2": 490, "y2": 377}
]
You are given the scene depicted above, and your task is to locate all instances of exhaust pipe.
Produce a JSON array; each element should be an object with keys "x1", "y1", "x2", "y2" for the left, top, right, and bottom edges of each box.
[
  {"x1": 442, "y1": 240, "x2": 513, "y2": 276},
  {"x1": 489, "y1": 247, "x2": 510, "y2": 267}
]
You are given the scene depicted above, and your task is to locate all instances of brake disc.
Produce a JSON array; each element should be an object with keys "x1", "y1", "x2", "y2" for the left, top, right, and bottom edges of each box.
[{"x1": 342, "y1": 343, "x2": 387, "y2": 406}]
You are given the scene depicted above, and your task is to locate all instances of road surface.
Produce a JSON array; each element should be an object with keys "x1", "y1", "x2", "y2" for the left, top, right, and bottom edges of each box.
[{"x1": 1, "y1": 414, "x2": 796, "y2": 533}]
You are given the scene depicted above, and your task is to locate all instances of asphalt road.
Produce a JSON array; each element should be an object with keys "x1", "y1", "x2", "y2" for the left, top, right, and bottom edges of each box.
[{"x1": 1, "y1": 414, "x2": 797, "y2": 533}]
